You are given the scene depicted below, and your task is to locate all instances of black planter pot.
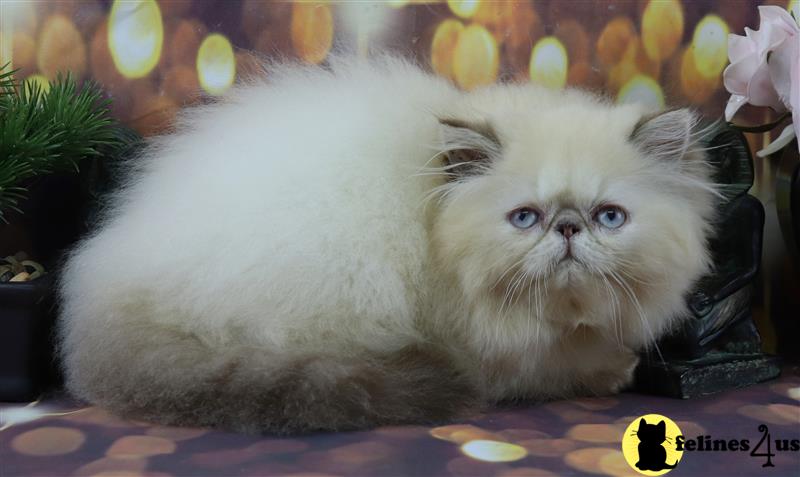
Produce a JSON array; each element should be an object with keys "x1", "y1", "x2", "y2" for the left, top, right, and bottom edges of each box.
[
  {"x1": 0, "y1": 170, "x2": 98, "y2": 401},
  {"x1": 0, "y1": 130, "x2": 137, "y2": 402},
  {"x1": 0, "y1": 275, "x2": 59, "y2": 401}
]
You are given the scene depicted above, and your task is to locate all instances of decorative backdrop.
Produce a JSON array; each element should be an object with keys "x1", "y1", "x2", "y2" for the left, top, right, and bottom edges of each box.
[
  {"x1": 0, "y1": 0, "x2": 798, "y2": 353},
  {"x1": 5, "y1": 0, "x2": 797, "y2": 134}
]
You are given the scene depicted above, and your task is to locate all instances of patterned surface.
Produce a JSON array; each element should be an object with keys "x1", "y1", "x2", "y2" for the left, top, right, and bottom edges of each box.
[{"x1": 2, "y1": 367, "x2": 799, "y2": 477}]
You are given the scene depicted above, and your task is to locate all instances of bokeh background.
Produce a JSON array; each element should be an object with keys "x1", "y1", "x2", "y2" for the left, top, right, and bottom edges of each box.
[
  {"x1": 5, "y1": 0, "x2": 795, "y2": 134},
  {"x1": 0, "y1": 0, "x2": 798, "y2": 355}
]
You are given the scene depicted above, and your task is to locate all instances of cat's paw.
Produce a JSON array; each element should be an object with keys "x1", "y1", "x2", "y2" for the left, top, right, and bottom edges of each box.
[
  {"x1": 581, "y1": 349, "x2": 639, "y2": 395},
  {"x1": 611, "y1": 351, "x2": 639, "y2": 392}
]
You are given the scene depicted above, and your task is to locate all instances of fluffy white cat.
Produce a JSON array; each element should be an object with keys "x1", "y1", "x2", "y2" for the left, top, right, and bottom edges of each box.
[{"x1": 58, "y1": 57, "x2": 716, "y2": 433}]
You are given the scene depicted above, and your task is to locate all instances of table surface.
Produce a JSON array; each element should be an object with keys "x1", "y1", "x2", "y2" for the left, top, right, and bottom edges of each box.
[{"x1": 2, "y1": 367, "x2": 799, "y2": 477}]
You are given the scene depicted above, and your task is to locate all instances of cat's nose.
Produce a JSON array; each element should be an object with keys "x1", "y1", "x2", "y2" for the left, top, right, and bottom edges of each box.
[{"x1": 556, "y1": 221, "x2": 581, "y2": 239}]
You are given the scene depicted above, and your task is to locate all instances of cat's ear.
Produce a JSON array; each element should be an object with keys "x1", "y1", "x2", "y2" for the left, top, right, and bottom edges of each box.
[
  {"x1": 438, "y1": 117, "x2": 502, "y2": 180},
  {"x1": 639, "y1": 418, "x2": 647, "y2": 427},
  {"x1": 630, "y1": 108, "x2": 699, "y2": 162},
  {"x1": 657, "y1": 421, "x2": 666, "y2": 430}
]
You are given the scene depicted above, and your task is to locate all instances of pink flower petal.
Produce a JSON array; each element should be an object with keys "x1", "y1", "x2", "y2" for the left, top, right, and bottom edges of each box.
[
  {"x1": 723, "y1": 5, "x2": 798, "y2": 123},
  {"x1": 725, "y1": 94, "x2": 749, "y2": 122},
  {"x1": 728, "y1": 34, "x2": 755, "y2": 64},
  {"x1": 747, "y1": 63, "x2": 786, "y2": 111},
  {"x1": 768, "y1": 37, "x2": 797, "y2": 111},
  {"x1": 758, "y1": 6, "x2": 800, "y2": 34},
  {"x1": 724, "y1": 55, "x2": 762, "y2": 95},
  {"x1": 756, "y1": 124, "x2": 797, "y2": 157}
]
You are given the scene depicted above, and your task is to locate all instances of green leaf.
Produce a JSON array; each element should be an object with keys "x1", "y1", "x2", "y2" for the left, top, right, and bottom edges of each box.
[{"x1": 0, "y1": 65, "x2": 128, "y2": 222}]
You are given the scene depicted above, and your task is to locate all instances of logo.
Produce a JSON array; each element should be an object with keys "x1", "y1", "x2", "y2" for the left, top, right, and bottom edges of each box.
[
  {"x1": 621, "y1": 413, "x2": 800, "y2": 473},
  {"x1": 621, "y1": 414, "x2": 683, "y2": 475}
]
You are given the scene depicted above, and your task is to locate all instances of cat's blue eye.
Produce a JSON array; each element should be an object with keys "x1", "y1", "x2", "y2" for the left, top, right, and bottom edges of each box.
[
  {"x1": 595, "y1": 206, "x2": 627, "y2": 229},
  {"x1": 508, "y1": 207, "x2": 539, "y2": 229}
]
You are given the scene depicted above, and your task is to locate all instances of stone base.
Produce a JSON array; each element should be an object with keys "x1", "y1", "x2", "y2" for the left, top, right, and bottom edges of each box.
[{"x1": 634, "y1": 352, "x2": 782, "y2": 399}]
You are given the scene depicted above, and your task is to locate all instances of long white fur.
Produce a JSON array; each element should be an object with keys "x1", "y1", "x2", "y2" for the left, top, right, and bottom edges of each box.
[{"x1": 59, "y1": 57, "x2": 716, "y2": 422}]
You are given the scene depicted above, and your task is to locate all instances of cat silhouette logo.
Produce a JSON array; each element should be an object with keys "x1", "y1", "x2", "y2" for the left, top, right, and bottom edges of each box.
[{"x1": 621, "y1": 414, "x2": 684, "y2": 475}]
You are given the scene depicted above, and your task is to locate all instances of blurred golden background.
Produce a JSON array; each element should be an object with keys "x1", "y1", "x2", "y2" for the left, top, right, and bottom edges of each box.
[
  {"x1": 1, "y1": 0, "x2": 798, "y2": 354},
  {"x1": 5, "y1": 0, "x2": 791, "y2": 134}
]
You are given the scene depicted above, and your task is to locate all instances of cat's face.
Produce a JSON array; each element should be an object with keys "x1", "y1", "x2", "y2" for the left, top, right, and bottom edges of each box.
[{"x1": 431, "y1": 88, "x2": 715, "y2": 346}]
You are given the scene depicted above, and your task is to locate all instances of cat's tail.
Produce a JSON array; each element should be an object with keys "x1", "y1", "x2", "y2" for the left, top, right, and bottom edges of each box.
[{"x1": 60, "y1": 321, "x2": 479, "y2": 434}]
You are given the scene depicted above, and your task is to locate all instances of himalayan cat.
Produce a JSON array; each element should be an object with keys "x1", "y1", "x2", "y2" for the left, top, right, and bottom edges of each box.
[{"x1": 58, "y1": 57, "x2": 715, "y2": 434}]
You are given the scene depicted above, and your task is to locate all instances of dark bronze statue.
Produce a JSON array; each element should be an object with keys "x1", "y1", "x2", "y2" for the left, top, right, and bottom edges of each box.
[{"x1": 635, "y1": 124, "x2": 781, "y2": 398}]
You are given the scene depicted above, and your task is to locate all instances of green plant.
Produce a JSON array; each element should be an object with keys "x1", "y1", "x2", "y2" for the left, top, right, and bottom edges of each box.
[{"x1": 0, "y1": 65, "x2": 125, "y2": 223}]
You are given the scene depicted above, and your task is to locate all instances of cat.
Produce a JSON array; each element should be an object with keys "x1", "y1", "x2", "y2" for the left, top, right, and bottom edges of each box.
[
  {"x1": 58, "y1": 56, "x2": 716, "y2": 434},
  {"x1": 635, "y1": 419, "x2": 678, "y2": 471}
]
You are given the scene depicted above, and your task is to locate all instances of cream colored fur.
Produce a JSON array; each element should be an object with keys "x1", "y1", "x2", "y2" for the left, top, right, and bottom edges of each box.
[{"x1": 58, "y1": 57, "x2": 716, "y2": 432}]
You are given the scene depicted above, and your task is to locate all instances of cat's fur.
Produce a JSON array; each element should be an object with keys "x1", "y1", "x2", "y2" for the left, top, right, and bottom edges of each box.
[{"x1": 58, "y1": 57, "x2": 716, "y2": 434}]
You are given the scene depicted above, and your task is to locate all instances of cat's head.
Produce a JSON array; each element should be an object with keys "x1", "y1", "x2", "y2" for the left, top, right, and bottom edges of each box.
[
  {"x1": 430, "y1": 86, "x2": 716, "y2": 347},
  {"x1": 637, "y1": 418, "x2": 667, "y2": 443}
]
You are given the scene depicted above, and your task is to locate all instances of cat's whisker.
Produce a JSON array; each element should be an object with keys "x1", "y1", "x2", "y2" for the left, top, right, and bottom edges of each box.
[
  {"x1": 419, "y1": 183, "x2": 447, "y2": 205},
  {"x1": 677, "y1": 176, "x2": 727, "y2": 200},
  {"x1": 498, "y1": 267, "x2": 524, "y2": 316},
  {"x1": 420, "y1": 146, "x2": 447, "y2": 167},
  {"x1": 493, "y1": 259, "x2": 524, "y2": 290},
  {"x1": 525, "y1": 273, "x2": 537, "y2": 350},
  {"x1": 491, "y1": 256, "x2": 530, "y2": 294},
  {"x1": 596, "y1": 267, "x2": 624, "y2": 349},
  {"x1": 411, "y1": 171, "x2": 452, "y2": 178},
  {"x1": 505, "y1": 274, "x2": 522, "y2": 313},
  {"x1": 508, "y1": 269, "x2": 531, "y2": 313},
  {"x1": 608, "y1": 261, "x2": 655, "y2": 278},
  {"x1": 419, "y1": 181, "x2": 462, "y2": 211},
  {"x1": 608, "y1": 270, "x2": 665, "y2": 364},
  {"x1": 692, "y1": 117, "x2": 725, "y2": 140},
  {"x1": 610, "y1": 277, "x2": 624, "y2": 349},
  {"x1": 531, "y1": 273, "x2": 542, "y2": 323},
  {"x1": 536, "y1": 275, "x2": 545, "y2": 322},
  {"x1": 632, "y1": 170, "x2": 726, "y2": 200},
  {"x1": 593, "y1": 253, "x2": 648, "y2": 272},
  {"x1": 614, "y1": 267, "x2": 655, "y2": 287},
  {"x1": 415, "y1": 160, "x2": 460, "y2": 171},
  {"x1": 614, "y1": 258, "x2": 671, "y2": 279},
  {"x1": 599, "y1": 252, "x2": 665, "y2": 288},
  {"x1": 412, "y1": 161, "x2": 474, "y2": 177}
]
